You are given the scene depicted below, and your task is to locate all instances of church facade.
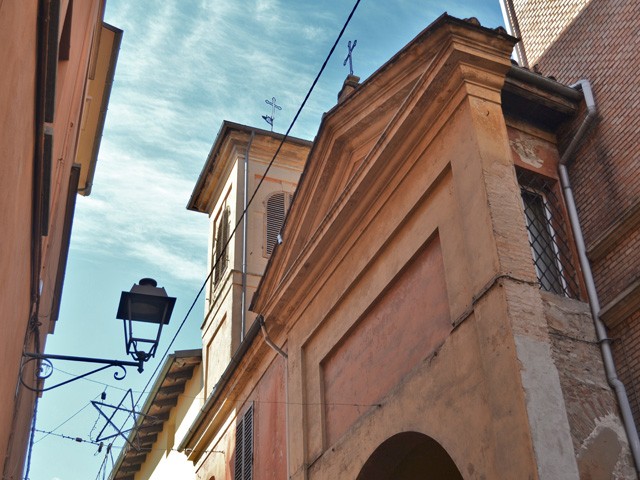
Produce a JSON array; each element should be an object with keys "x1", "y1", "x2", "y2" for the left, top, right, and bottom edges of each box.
[{"x1": 174, "y1": 14, "x2": 635, "y2": 480}]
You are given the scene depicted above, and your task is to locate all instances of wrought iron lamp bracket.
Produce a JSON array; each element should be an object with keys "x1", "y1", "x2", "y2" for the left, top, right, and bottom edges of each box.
[{"x1": 20, "y1": 352, "x2": 144, "y2": 393}]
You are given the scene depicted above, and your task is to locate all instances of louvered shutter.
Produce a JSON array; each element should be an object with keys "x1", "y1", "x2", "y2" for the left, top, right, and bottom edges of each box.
[
  {"x1": 266, "y1": 192, "x2": 293, "y2": 255},
  {"x1": 243, "y1": 407, "x2": 253, "y2": 480},
  {"x1": 214, "y1": 207, "x2": 230, "y2": 284},
  {"x1": 234, "y1": 417, "x2": 244, "y2": 480},
  {"x1": 266, "y1": 193, "x2": 285, "y2": 255},
  {"x1": 234, "y1": 405, "x2": 254, "y2": 480}
]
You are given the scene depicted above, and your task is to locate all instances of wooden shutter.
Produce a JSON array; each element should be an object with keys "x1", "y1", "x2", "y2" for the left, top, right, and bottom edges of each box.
[
  {"x1": 266, "y1": 193, "x2": 292, "y2": 255},
  {"x1": 234, "y1": 405, "x2": 254, "y2": 480},
  {"x1": 234, "y1": 416, "x2": 243, "y2": 480},
  {"x1": 243, "y1": 407, "x2": 253, "y2": 480},
  {"x1": 214, "y1": 207, "x2": 230, "y2": 284}
]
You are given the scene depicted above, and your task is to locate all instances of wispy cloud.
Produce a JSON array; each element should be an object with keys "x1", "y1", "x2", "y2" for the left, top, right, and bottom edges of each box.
[
  {"x1": 74, "y1": 0, "x2": 349, "y2": 285},
  {"x1": 75, "y1": 0, "x2": 504, "y2": 287}
]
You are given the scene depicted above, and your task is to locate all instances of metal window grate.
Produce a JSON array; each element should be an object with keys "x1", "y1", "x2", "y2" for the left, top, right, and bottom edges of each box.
[
  {"x1": 517, "y1": 170, "x2": 580, "y2": 299},
  {"x1": 234, "y1": 405, "x2": 254, "y2": 480}
]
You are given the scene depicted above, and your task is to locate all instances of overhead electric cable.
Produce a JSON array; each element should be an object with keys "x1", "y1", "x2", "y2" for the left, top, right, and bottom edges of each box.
[
  {"x1": 93, "y1": 2, "x2": 362, "y2": 477},
  {"x1": 34, "y1": 392, "x2": 102, "y2": 444},
  {"x1": 130, "y1": 0, "x2": 362, "y2": 411}
]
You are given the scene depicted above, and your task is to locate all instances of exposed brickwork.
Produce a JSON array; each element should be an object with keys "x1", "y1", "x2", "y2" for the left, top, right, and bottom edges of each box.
[
  {"x1": 511, "y1": 0, "x2": 590, "y2": 67},
  {"x1": 510, "y1": 0, "x2": 640, "y2": 431},
  {"x1": 511, "y1": 0, "x2": 640, "y2": 245},
  {"x1": 543, "y1": 292, "x2": 635, "y2": 476},
  {"x1": 611, "y1": 309, "x2": 640, "y2": 428},
  {"x1": 592, "y1": 228, "x2": 640, "y2": 307}
]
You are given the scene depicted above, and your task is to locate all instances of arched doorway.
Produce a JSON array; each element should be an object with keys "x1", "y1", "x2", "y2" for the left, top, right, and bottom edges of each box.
[{"x1": 356, "y1": 432, "x2": 464, "y2": 480}]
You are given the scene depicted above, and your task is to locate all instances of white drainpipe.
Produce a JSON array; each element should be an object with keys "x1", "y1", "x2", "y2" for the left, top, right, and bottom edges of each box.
[
  {"x1": 241, "y1": 131, "x2": 255, "y2": 341},
  {"x1": 559, "y1": 79, "x2": 640, "y2": 473}
]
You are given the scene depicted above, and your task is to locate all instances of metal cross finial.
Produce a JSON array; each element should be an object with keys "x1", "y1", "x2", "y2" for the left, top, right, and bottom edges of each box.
[
  {"x1": 343, "y1": 39, "x2": 357, "y2": 75},
  {"x1": 262, "y1": 96, "x2": 282, "y2": 132}
]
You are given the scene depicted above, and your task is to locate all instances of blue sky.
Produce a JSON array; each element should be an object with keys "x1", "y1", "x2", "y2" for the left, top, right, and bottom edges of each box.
[{"x1": 30, "y1": 1, "x2": 505, "y2": 478}]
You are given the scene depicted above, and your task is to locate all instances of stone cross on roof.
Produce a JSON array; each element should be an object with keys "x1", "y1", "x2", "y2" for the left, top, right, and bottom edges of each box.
[{"x1": 343, "y1": 39, "x2": 357, "y2": 75}]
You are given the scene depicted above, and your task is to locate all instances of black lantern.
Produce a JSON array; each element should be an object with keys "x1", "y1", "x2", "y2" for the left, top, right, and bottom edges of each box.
[
  {"x1": 116, "y1": 278, "x2": 176, "y2": 364},
  {"x1": 20, "y1": 277, "x2": 176, "y2": 393}
]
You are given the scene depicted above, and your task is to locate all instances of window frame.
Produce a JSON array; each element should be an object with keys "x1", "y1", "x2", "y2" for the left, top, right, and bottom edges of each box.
[
  {"x1": 210, "y1": 203, "x2": 231, "y2": 300},
  {"x1": 517, "y1": 168, "x2": 581, "y2": 299}
]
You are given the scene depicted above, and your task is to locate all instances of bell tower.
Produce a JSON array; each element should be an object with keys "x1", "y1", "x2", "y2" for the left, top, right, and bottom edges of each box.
[{"x1": 187, "y1": 121, "x2": 311, "y2": 394}]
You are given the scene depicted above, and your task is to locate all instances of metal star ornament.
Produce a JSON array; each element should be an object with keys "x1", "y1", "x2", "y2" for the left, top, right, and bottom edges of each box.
[{"x1": 91, "y1": 389, "x2": 156, "y2": 450}]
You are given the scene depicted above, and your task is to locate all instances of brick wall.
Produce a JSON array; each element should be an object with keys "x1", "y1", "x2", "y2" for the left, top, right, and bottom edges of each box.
[
  {"x1": 508, "y1": 0, "x2": 640, "y2": 427},
  {"x1": 611, "y1": 309, "x2": 640, "y2": 431},
  {"x1": 543, "y1": 292, "x2": 635, "y2": 476},
  {"x1": 510, "y1": 0, "x2": 590, "y2": 67}
]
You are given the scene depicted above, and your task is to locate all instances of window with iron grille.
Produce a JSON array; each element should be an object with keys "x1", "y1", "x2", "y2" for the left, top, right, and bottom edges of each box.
[
  {"x1": 234, "y1": 405, "x2": 254, "y2": 480},
  {"x1": 265, "y1": 192, "x2": 292, "y2": 256},
  {"x1": 213, "y1": 206, "x2": 230, "y2": 285},
  {"x1": 517, "y1": 169, "x2": 580, "y2": 298}
]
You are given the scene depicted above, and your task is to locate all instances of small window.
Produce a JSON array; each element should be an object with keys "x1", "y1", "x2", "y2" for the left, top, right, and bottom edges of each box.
[
  {"x1": 265, "y1": 192, "x2": 292, "y2": 256},
  {"x1": 234, "y1": 405, "x2": 254, "y2": 480},
  {"x1": 213, "y1": 207, "x2": 230, "y2": 285},
  {"x1": 517, "y1": 169, "x2": 580, "y2": 298}
]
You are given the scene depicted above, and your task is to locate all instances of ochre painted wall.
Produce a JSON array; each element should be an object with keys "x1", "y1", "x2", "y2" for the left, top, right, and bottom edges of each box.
[
  {"x1": 136, "y1": 364, "x2": 204, "y2": 480},
  {"x1": 0, "y1": 1, "x2": 106, "y2": 476},
  {"x1": 322, "y1": 236, "x2": 449, "y2": 446},
  {"x1": 0, "y1": 1, "x2": 39, "y2": 472}
]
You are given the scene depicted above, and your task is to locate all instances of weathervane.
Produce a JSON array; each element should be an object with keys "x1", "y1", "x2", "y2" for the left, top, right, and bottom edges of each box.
[
  {"x1": 343, "y1": 39, "x2": 357, "y2": 75},
  {"x1": 262, "y1": 96, "x2": 282, "y2": 132}
]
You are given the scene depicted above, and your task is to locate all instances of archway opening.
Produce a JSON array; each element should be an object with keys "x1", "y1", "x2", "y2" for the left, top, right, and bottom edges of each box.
[{"x1": 356, "y1": 432, "x2": 463, "y2": 480}]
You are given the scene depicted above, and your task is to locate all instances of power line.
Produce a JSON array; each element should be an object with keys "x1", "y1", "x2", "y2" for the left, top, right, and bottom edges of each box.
[
  {"x1": 34, "y1": 429, "x2": 224, "y2": 455},
  {"x1": 130, "y1": 0, "x2": 362, "y2": 412},
  {"x1": 34, "y1": 429, "x2": 101, "y2": 447},
  {"x1": 51, "y1": 365, "x2": 149, "y2": 394},
  {"x1": 91, "y1": 1, "x2": 363, "y2": 477},
  {"x1": 34, "y1": 392, "x2": 102, "y2": 444}
]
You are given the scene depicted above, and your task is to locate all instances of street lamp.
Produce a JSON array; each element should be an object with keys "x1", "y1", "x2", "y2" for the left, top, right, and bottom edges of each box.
[
  {"x1": 116, "y1": 278, "x2": 175, "y2": 364},
  {"x1": 20, "y1": 278, "x2": 176, "y2": 393}
]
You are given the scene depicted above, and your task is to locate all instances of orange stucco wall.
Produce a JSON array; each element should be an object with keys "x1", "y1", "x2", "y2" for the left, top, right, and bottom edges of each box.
[
  {"x1": 196, "y1": 355, "x2": 287, "y2": 480},
  {"x1": 0, "y1": 1, "x2": 104, "y2": 477},
  {"x1": 252, "y1": 356, "x2": 287, "y2": 480},
  {"x1": 322, "y1": 236, "x2": 449, "y2": 446},
  {"x1": 0, "y1": 1, "x2": 39, "y2": 473}
]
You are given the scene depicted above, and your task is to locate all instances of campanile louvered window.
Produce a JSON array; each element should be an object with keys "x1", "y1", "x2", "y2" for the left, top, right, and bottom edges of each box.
[
  {"x1": 234, "y1": 405, "x2": 254, "y2": 480},
  {"x1": 213, "y1": 206, "x2": 230, "y2": 285},
  {"x1": 265, "y1": 192, "x2": 292, "y2": 256}
]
